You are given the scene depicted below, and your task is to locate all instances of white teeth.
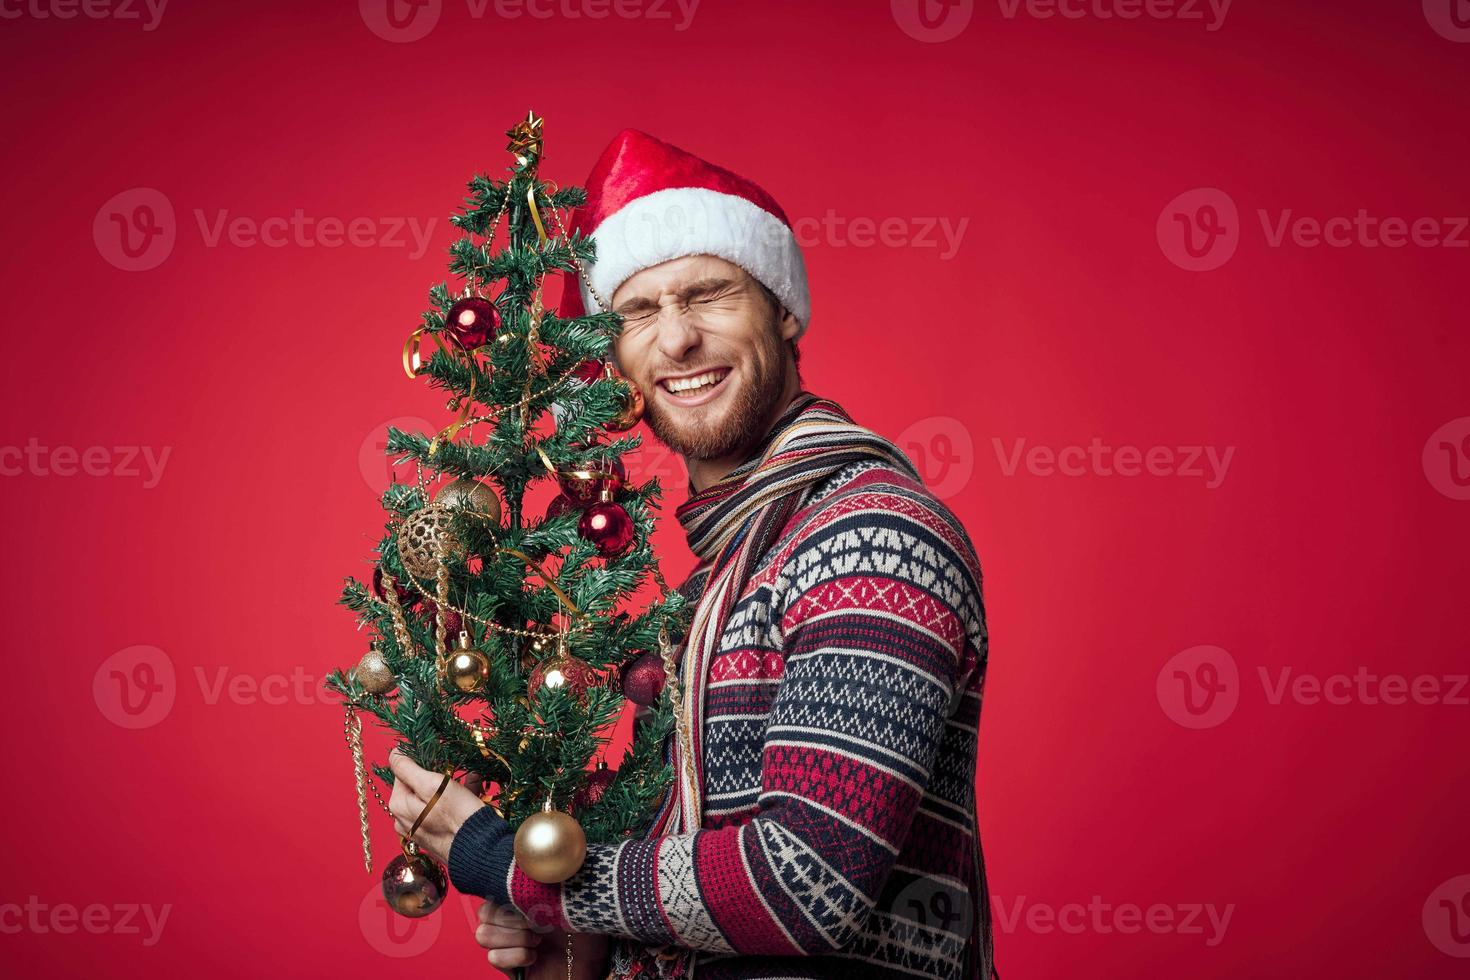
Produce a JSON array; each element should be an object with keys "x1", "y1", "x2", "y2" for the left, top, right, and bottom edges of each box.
[{"x1": 662, "y1": 369, "x2": 728, "y2": 394}]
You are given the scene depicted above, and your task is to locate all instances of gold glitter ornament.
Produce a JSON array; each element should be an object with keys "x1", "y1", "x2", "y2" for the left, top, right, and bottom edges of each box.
[
  {"x1": 396, "y1": 504, "x2": 464, "y2": 578},
  {"x1": 352, "y1": 647, "x2": 396, "y2": 695}
]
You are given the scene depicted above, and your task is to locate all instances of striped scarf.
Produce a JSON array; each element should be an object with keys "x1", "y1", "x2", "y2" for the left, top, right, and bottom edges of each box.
[{"x1": 650, "y1": 391, "x2": 921, "y2": 843}]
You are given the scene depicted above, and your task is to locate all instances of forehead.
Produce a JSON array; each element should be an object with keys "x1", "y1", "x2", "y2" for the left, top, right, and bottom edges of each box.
[{"x1": 613, "y1": 254, "x2": 749, "y2": 303}]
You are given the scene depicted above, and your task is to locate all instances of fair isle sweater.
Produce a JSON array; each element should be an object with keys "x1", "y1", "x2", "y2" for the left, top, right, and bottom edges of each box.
[{"x1": 450, "y1": 452, "x2": 990, "y2": 979}]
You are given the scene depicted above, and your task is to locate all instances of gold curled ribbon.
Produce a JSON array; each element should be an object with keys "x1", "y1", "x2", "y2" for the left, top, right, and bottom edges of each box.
[
  {"x1": 400, "y1": 770, "x2": 453, "y2": 860},
  {"x1": 526, "y1": 184, "x2": 549, "y2": 245},
  {"x1": 495, "y1": 545, "x2": 583, "y2": 621},
  {"x1": 471, "y1": 725, "x2": 510, "y2": 769}
]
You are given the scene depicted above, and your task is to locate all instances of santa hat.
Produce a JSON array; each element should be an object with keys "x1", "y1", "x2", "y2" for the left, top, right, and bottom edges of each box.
[{"x1": 555, "y1": 128, "x2": 810, "y2": 336}]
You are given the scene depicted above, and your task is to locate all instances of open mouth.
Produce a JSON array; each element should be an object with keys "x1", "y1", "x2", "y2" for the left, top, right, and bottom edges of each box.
[{"x1": 658, "y1": 368, "x2": 731, "y2": 407}]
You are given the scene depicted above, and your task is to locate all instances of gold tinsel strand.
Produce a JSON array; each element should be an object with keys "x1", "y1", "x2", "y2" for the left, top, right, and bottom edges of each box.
[
  {"x1": 344, "y1": 705, "x2": 372, "y2": 872},
  {"x1": 434, "y1": 553, "x2": 451, "y2": 662},
  {"x1": 657, "y1": 626, "x2": 699, "y2": 805},
  {"x1": 379, "y1": 570, "x2": 419, "y2": 659}
]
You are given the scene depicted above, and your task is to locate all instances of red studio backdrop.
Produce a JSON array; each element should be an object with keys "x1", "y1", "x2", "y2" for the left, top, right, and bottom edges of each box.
[{"x1": 1, "y1": 1, "x2": 1467, "y2": 977}]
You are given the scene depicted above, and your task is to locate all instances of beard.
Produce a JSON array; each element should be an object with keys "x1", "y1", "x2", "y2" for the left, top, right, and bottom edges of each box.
[{"x1": 640, "y1": 319, "x2": 788, "y2": 463}]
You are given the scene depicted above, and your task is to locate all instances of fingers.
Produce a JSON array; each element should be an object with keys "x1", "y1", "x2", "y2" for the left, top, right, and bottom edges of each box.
[
  {"x1": 475, "y1": 921, "x2": 543, "y2": 952},
  {"x1": 387, "y1": 772, "x2": 423, "y2": 832},
  {"x1": 388, "y1": 747, "x2": 448, "y2": 798},
  {"x1": 478, "y1": 900, "x2": 532, "y2": 929},
  {"x1": 486, "y1": 946, "x2": 538, "y2": 969}
]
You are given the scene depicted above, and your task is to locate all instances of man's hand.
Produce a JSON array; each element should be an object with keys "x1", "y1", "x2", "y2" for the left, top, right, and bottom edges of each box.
[
  {"x1": 386, "y1": 748, "x2": 486, "y2": 864},
  {"x1": 475, "y1": 900, "x2": 545, "y2": 971},
  {"x1": 474, "y1": 903, "x2": 609, "y2": 979}
]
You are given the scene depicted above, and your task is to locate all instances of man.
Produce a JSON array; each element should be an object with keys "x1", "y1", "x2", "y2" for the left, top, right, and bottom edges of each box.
[{"x1": 388, "y1": 129, "x2": 995, "y2": 979}]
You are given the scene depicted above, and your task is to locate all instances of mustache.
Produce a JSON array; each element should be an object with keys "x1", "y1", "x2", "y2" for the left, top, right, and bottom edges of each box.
[{"x1": 644, "y1": 364, "x2": 732, "y2": 382}]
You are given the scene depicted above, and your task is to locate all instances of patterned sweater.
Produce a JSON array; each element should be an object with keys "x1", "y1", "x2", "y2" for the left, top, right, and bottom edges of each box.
[{"x1": 450, "y1": 448, "x2": 990, "y2": 979}]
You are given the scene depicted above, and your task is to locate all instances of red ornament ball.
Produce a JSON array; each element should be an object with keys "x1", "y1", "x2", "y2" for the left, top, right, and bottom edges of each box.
[
  {"x1": 572, "y1": 359, "x2": 604, "y2": 384},
  {"x1": 579, "y1": 500, "x2": 634, "y2": 557},
  {"x1": 423, "y1": 605, "x2": 463, "y2": 638},
  {"x1": 529, "y1": 656, "x2": 600, "y2": 705},
  {"x1": 557, "y1": 457, "x2": 626, "y2": 506},
  {"x1": 545, "y1": 494, "x2": 576, "y2": 520},
  {"x1": 445, "y1": 297, "x2": 500, "y2": 349},
  {"x1": 373, "y1": 567, "x2": 418, "y2": 608},
  {"x1": 573, "y1": 763, "x2": 616, "y2": 811},
  {"x1": 620, "y1": 650, "x2": 666, "y2": 706}
]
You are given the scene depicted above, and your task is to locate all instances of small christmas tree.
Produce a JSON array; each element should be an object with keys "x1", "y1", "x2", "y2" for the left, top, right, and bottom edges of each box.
[{"x1": 328, "y1": 112, "x2": 685, "y2": 916}]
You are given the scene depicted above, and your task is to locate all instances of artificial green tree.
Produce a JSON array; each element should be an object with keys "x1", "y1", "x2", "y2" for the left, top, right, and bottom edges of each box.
[{"x1": 328, "y1": 112, "x2": 684, "y2": 906}]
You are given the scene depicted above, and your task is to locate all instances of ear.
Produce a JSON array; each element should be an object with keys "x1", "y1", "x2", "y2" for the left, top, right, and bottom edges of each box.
[{"x1": 775, "y1": 303, "x2": 801, "y2": 343}]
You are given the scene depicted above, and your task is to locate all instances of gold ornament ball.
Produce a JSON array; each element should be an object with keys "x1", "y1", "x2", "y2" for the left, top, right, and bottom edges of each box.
[
  {"x1": 436, "y1": 478, "x2": 502, "y2": 525},
  {"x1": 381, "y1": 853, "x2": 448, "y2": 917},
  {"x1": 514, "y1": 806, "x2": 587, "y2": 883},
  {"x1": 352, "y1": 648, "x2": 396, "y2": 695},
  {"x1": 605, "y1": 377, "x2": 646, "y2": 432},
  {"x1": 396, "y1": 504, "x2": 465, "y2": 578},
  {"x1": 439, "y1": 632, "x2": 490, "y2": 693}
]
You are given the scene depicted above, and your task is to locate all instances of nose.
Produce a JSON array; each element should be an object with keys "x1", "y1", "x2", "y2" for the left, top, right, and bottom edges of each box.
[{"x1": 653, "y1": 307, "x2": 702, "y2": 362}]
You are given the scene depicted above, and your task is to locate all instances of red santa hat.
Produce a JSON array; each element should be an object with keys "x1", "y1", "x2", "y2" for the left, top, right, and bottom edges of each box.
[{"x1": 555, "y1": 128, "x2": 810, "y2": 336}]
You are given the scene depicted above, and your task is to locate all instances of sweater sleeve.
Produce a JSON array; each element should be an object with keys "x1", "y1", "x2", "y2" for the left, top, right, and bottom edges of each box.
[{"x1": 448, "y1": 490, "x2": 977, "y2": 956}]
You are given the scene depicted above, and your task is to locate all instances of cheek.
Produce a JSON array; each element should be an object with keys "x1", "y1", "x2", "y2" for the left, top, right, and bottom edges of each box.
[{"x1": 611, "y1": 336, "x2": 645, "y2": 377}]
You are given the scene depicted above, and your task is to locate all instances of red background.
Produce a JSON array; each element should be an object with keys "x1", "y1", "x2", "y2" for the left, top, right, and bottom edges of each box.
[{"x1": 2, "y1": 0, "x2": 1467, "y2": 976}]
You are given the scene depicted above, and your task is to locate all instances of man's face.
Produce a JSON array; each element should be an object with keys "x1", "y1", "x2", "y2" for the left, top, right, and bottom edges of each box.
[{"x1": 610, "y1": 254, "x2": 800, "y2": 462}]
